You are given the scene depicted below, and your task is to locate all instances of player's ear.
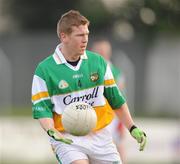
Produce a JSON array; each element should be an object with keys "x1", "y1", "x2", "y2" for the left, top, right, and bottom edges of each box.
[{"x1": 60, "y1": 32, "x2": 68, "y2": 43}]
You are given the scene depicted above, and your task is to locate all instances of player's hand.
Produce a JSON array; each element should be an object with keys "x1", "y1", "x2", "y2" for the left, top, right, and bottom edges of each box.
[
  {"x1": 130, "y1": 125, "x2": 147, "y2": 151},
  {"x1": 47, "y1": 129, "x2": 73, "y2": 144}
]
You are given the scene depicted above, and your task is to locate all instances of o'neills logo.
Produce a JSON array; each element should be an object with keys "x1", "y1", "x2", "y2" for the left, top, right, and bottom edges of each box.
[{"x1": 63, "y1": 87, "x2": 99, "y2": 105}]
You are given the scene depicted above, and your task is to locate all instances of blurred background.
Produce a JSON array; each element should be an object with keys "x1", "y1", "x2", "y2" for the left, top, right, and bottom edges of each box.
[{"x1": 0, "y1": 0, "x2": 180, "y2": 163}]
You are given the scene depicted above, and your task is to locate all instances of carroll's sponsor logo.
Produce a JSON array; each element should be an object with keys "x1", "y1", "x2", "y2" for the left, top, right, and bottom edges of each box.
[
  {"x1": 63, "y1": 87, "x2": 99, "y2": 105},
  {"x1": 59, "y1": 80, "x2": 69, "y2": 89}
]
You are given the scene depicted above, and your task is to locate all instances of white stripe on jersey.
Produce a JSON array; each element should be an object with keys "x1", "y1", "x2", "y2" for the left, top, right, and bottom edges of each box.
[
  {"x1": 104, "y1": 64, "x2": 114, "y2": 80},
  {"x1": 32, "y1": 75, "x2": 51, "y2": 104},
  {"x1": 105, "y1": 84, "x2": 117, "y2": 88},
  {"x1": 32, "y1": 75, "x2": 48, "y2": 95}
]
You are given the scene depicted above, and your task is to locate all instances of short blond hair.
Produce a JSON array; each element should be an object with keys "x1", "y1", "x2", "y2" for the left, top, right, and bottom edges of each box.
[{"x1": 57, "y1": 10, "x2": 90, "y2": 38}]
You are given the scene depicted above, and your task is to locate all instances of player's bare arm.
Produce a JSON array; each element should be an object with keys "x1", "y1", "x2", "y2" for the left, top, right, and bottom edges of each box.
[
  {"x1": 38, "y1": 118, "x2": 55, "y2": 131},
  {"x1": 115, "y1": 103, "x2": 147, "y2": 151},
  {"x1": 114, "y1": 103, "x2": 134, "y2": 129}
]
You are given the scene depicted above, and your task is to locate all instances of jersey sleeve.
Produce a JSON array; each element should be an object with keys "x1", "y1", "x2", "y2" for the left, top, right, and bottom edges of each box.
[
  {"x1": 31, "y1": 65, "x2": 53, "y2": 119},
  {"x1": 104, "y1": 64, "x2": 126, "y2": 109}
]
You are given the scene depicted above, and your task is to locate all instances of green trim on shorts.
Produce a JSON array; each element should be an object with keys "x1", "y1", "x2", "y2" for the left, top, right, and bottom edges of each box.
[
  {"x1": 113, "y1": 161, "x2": 121, "y2": 164},
  {"x1": 56, "y1": 154, "x2": 62, "y2": 164}
]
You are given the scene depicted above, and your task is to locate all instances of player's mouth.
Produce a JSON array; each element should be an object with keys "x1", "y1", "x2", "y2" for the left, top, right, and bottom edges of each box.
[{"x1": 80, "y1": 46, "x2": 86, "y2": 51}]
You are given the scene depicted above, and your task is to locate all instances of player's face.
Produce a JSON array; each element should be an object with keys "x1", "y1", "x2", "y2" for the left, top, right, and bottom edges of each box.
[{"x1": 64, "y1": 24, "x2": 89, "y2": 56}]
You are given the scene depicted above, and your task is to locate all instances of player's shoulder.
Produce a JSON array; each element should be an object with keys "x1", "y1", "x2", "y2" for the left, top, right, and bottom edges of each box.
[
  {"x1": 37, "y1": 54, "x2": 54, "y2": 68},
  {"x1": 34, "y1": 54, "x2": 54, "y2": 77}
]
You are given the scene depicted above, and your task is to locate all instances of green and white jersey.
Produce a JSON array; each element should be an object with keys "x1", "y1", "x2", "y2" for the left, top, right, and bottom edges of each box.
[{"x1": 32, "y1": 44, "x2": 126, "y2": 131}]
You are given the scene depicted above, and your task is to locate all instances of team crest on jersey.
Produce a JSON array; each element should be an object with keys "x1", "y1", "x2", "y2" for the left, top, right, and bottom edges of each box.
[
  {"x1": 59, "y1": 80, "x2": 69, "y2": 89},
  {"x1": 90, "y1": 72, "x2": 99, "y2": 82}
]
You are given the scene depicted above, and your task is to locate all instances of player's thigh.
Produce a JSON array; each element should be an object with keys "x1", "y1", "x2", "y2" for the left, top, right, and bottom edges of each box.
[
  {"x1": 71, "y1": 159, "x2": 89, "y2": 164},
  {"x1": 88, "y1": 127, "x2": 122, "y2": 163},
  {"x1": 50, "y1": 139, "x2": 88, "y2": 164},
  {"x1": 56, "y1": 149, "x2": 88, "y2": 164}
]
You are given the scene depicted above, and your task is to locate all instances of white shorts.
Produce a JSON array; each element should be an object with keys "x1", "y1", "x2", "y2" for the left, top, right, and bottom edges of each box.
[{"x1": 50, "y1": 126, "x2": 122, "y2": 164}]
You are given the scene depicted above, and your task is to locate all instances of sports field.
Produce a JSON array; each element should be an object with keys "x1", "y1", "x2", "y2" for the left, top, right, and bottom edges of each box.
[{"x1": 0, "y1": 113, "x2": 179, "y2": 164}]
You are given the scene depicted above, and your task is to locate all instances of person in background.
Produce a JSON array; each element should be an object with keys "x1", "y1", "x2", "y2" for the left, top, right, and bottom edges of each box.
[
  {"x1": 31, "y1": 10, "x2": 147, "y2": 164},
  {"x1": 91, "y1": 38, "x2": 127, "y2": 163}
]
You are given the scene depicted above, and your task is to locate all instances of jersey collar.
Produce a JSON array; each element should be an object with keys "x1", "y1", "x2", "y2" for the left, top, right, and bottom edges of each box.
[{"x1": 53, "y1": 44, "x2": 88, "y2": 65}]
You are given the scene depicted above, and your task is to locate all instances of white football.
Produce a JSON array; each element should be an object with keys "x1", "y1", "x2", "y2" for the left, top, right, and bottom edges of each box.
[{"x1": 62, "y1": 102, "x2": 97, "y2": 136}]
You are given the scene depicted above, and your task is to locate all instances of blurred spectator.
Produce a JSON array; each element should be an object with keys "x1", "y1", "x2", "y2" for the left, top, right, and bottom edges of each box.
[{"x1": 91, "y1": 38, "x2": 127, "y2": 163}]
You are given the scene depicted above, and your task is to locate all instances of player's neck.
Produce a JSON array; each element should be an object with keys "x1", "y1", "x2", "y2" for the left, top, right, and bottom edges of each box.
[{"x1": 60, "y1": 46, "x2": 80, "y2": 62}]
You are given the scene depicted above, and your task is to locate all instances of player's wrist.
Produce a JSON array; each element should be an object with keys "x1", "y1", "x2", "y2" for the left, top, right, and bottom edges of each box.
[
  {"x1": 47, "y1": 128, "x2": 62, "y2": 140},
  {"x1": 47, "y1": 128, "x2": 56, "y2": 137},
  {"x1": 129, "y1": 125, "x2": 147, "y2": 151},
  {"x1": 129, "y1": 125, "x2": 147, "y2": 137},
  {"x1": 47, "y1": 128, "x2": 61, "y2": 138},
  {"x1": 129, "y1": 125, "x2": 137, "y2": 133},
  {"x1": 47, "y1": 128, "x2": 73, "y2": 144}
]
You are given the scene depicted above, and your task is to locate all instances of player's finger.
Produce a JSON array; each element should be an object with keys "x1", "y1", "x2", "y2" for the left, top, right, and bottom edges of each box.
[{"x1": 139, "y1": 135, "x2": 146, "y2": 151}]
